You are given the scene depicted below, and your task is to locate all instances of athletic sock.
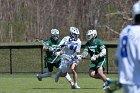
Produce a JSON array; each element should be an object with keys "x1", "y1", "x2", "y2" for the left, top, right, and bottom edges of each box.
[{"x1": 65, "y1": 73, "x2": 72, "y2": 81}]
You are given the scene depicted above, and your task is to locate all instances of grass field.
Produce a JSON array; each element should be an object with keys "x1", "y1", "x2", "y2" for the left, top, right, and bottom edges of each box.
[
  {"x1": 0, "y1": 74, "x2": 122, "y2": 93},
  {"x1": 0, "y1": 41, "x2": 120, "y2": 93}
]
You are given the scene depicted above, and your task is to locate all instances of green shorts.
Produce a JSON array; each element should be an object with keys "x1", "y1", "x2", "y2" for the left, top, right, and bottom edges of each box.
[
  {"x1": 44, "y1": 57, "x2": 61, "y2": 72},
  {"x1": 47, "y1": 61, "x2": 61, "y2": 72},
  {"x1": 89, "y1": 59, "x2": 106, "y2": 73}
]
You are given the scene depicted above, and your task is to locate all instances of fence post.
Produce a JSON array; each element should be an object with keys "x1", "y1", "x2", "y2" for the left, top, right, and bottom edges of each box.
[
  {"x1": 106, "y1": 47, "x2": 109, "y2": 74},
  {"x1": 41, "y1": 48, "x2": 43, "y2": 74},
  {"x1": 10, "y1": 47, "x2": 12, "y2": 74}
]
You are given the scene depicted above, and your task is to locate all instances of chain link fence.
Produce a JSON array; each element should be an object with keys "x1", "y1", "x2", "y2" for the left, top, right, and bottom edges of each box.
[{"x1": 0, "y1": 44, "x2": 117, "y2": 74}]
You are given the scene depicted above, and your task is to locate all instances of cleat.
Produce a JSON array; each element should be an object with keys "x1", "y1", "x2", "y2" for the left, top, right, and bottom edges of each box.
[
  {"x1": 103, "y1": 85, "x2": 110, "y2": 90},
  {"x1": 104, "y1": 87, "x2": 113, "y2": 93},
  {"x1": 103, "y1": 78, "x2": 112, "y2": 89},
  {"x1": 72, "y1": 84, "x2": 80, "y2": 89},
  {"x1": 71, "y1": 85, "x2": 75, "y2": 89},
  {"x1": 103, "y1": 84, "x2": 112, "y2": 93},
  {"x1": 36, "y1": 74, "x2": 42, "y2": 81},
  {"x1": 74, "y1": 85, "x2": 80, "y2": 89},
  {"x1": 103, "y1": 78, "x2": 114, "y2": 93},
  {"x1": 106, "y1": 78, "x2": 112, "y2": 85}
]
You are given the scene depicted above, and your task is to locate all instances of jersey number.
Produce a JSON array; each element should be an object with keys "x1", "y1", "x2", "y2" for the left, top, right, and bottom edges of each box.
[{"x1": 121, "y1": 36, "x2": 128, "y2": 57}]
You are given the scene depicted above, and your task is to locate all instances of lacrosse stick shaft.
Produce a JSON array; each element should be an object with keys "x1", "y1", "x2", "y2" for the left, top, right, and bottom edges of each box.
[
  {"x1": 50, "y1": 46, "x2": 65, "y2": 63},
  {"x1": 50, "y1": 55, "x2": 59, "y2": 63}
]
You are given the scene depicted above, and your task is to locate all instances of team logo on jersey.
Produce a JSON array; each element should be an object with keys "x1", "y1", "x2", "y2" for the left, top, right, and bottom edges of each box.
[{"x1": 89, "y1": 45, "x2": 97, "y2": 49}]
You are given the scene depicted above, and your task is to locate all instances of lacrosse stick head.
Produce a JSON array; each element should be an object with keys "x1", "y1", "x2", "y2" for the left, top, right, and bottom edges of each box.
[
  {"x1": 86, "y1": 29, "x2": 97, "y2": 41},
  {"x1": 51, "y1": 29, "x2": 59, "y2": 41},
  {"x1": 69, "y1": 27, "x2": 80, "y2": 41}
]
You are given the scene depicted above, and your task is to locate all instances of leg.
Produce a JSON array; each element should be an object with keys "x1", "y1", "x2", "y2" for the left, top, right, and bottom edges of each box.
[
  {"x1": 97, "y1": 67, "x2": 112, "y2": 89},
  {"x1": 71, "y1": 63, "x2": 77, "y2": 83},
  {"x1": 98, "y1": 67, "x2": 107, "y2": 82},
  {"x1": 70, "y1": 63, "x2": 80, "y2": 89},
  {"x1": 89, "y1": 69, "x2": 96, "y2": 78},
  {"x1": 65, "y1": 73, "x2": 74, "y2": 88},
  {"x1": 37, "y1": 62, "x2": 53, "y2": 81},
  {"x1": 89, "y1": 69, "x2": 101, "y2": 79},
  {"x1": 97, "y1": 60, "x2": 112, "y2": 89},
  {"x1": 55, "y1": 59, "x2": 68, "y2": 82}
]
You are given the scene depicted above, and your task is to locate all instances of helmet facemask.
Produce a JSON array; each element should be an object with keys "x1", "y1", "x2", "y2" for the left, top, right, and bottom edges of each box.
[
  {"x1": 86, "y1": 34, "x2": 93, "y2": 40},
  {"x1": 51, "y1": 34, "x2": 59, "y2": 41},
  {"x1": 86, "y1": 30, "x2": 97, "y2": 41},
  {"x1": 51, "y1": 29, "x2": 59, "y2": 41},
  {"x1": 69, "y1": 27, "x2": 80, "y2": 41},
  {"x1": 70, "y1": 33, "x2": 79, "y2": 41}
]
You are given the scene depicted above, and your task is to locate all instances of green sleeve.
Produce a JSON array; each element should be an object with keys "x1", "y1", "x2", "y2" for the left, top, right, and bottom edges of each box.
[
  {"x1": 42, "y1": 39, "x2": 50, "y2": 46},
  {"x1": 98, "y1": 39, "x2": 105, "y2": 50}
]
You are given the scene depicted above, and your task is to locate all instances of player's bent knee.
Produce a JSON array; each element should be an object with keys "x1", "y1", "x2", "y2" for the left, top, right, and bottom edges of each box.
[{"x1": 89, "y1": 72, "x2": 95, "y2": 78}]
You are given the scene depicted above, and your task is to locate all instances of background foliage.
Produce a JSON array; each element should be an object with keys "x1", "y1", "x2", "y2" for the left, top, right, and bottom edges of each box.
[{"x1": 0, "y1": 0, "x2": 137, "y2": 42}]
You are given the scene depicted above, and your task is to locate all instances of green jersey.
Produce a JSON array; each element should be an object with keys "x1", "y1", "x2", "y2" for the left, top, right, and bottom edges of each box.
[
  {"x1": 83, "y1": 38, "x2": 106, "y2": 64},
  {"x1": 43, "y1": 37, "x2": 61, "y2": 63}
]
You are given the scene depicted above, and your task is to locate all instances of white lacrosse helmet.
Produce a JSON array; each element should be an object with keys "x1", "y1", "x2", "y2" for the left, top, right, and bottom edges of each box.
[
  {"x1": 69, "y1": 27, "x2": 80, "y2": 41},
  {"x1": 132, "y1": 1, "x2": 140, "y2": 18},
  {"x1": 86, "y1": 30, "x2": 97, "y2": 40},
  {"x1": 51, "y1": 29, "x2": 59, "y2": 41}
]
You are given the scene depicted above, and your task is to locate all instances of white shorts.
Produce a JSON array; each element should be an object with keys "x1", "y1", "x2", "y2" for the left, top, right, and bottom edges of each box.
[
  {"x1": 59, "y1": 54, "x2": 79, "y2": 73},
  {"x1": 122, "y1": 84, "x2": 140, "y2": 93}
]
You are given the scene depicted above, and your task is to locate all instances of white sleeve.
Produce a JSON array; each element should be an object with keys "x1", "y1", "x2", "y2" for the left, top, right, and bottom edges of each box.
[
  {"x1": 136, "y1": 36, "x2": 140, "y2": 61},
  {"x1": 76, "y1": 40, "x2": 81, "y2": 53},
  {"x1": 59, "y1": 37, "x2": 68, "y2": 46},
  {"x1": 99, "y1": 48, "x2": 106, "y2": 57},
  {"x1": 115, "y1": 40, "x2": 121, "y2": 65}
]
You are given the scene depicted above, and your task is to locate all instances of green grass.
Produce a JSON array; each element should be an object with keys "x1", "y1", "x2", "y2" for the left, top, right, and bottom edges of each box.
[{"x1": 0, "y1": 74, "x2": 122, "y2": 93}]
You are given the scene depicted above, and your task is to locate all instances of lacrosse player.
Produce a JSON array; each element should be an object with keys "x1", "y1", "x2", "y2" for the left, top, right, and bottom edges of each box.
[
  {"x1": 55, "y1": 27, "x2": 81, "y2": 89},
  {"x1": 115, "y1": 1, "x2": 140, "y2": 93},
  {"x1": 77, "y1": 29, "x2": 112, "y2": 89},
  {"x1": 36, "y1": 29, "x2": 74, "y2": 86}
]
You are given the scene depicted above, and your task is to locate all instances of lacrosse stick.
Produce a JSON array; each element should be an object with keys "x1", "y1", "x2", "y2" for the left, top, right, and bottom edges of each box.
[
  {"x1": 61, "y1": 54, "x2": 73, "y2": 62},
  {"x1": 36, "y1": 39, "x2": 47, "y2": 46},
  {"x1": 50, "y1": 45, "x2": 65, "y2": 64},
  {"x1": 50, "y1": 54, "x2": 59, "y2": 64}
]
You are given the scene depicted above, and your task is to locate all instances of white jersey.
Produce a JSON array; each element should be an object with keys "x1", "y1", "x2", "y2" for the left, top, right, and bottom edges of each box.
[
  {"x1": 115, "y1": 25, "x2": 140, "y2": 85},
  {"x1": 59, "y1": 36, "x2": 81, "y2": 56}
]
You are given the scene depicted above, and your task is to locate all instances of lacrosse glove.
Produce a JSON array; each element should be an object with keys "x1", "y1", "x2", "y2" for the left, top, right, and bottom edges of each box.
[{"x1": 91, "y1": 55, "x2": 99, "y2": 61}]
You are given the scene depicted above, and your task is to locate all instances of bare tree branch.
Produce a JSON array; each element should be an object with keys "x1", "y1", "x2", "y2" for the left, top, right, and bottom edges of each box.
[{"x1": 105, "y1": 25, "x2": 120, "y2": 35}]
